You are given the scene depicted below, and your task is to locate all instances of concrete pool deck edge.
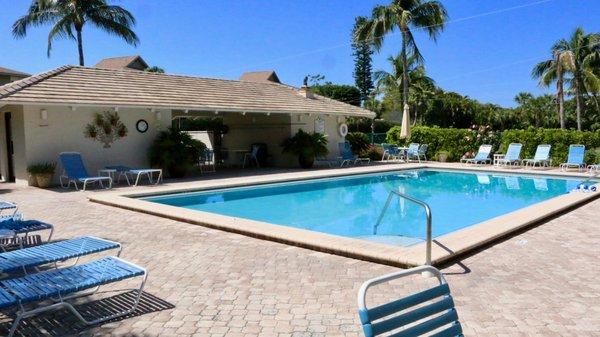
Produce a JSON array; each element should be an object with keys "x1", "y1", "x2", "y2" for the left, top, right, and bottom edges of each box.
[{"x1": 89, "y1": 163, "x2": 599, "y2": 267}]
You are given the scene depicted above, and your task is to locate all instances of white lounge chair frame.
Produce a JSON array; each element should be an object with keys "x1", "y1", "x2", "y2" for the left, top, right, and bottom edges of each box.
[{"x1": 7, "y1": 257, "x2": 147, "y2": 337}]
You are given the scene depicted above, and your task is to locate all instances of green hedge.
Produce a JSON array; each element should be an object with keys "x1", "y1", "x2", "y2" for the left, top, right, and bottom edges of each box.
[
  {"x1": 386, "y1": 126, "x2": 500, "y2": 161},
  {"x1": 386, "y1": 126, "x2": 600, "y2": 164},
  {"x1": 500, "y1": 129, "x2": 600, "y2": 165}
]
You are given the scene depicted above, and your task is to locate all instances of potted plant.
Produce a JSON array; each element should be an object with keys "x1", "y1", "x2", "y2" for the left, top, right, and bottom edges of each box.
[
  {"x1": 281, "y1": 129, "x2": 328, "y2": 169},
  {"x1": 436, "y1": 150, "x2": 450, "y2": 163},
  {"x1": 27, "y1": 162, "x2": 56, "y2": 188},
  {"x1": 149, "y1": 128, "x2": 206, "y2": 178},
  {"x1": 26, "y1": 165, "x2": 39, "y2": 187}
]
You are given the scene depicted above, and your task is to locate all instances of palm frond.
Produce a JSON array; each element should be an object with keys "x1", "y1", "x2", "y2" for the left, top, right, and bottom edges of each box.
[
  {"x1": 47, "y1": 14, "x2": 76, "y2": 56},
  {"x1": 411, "y1": 1, "x2": 448, "y2": 40},
  {"x1": 87, "y1": 4, "x2": 139, "y2": 46}
]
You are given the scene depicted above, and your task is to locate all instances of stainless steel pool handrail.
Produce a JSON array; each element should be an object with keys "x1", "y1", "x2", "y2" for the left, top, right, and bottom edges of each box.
[{"x1": 374, "y1": 190, "x2": 432, "y2": 265}]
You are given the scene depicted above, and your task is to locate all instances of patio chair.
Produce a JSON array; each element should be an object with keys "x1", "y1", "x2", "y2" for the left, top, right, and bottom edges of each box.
[
  {"x1": 357, "y1": 265, "x2": 463, "y2": 337},
  {"x1": 522, "y1": 144, "x2": 552, "y2": 168},
  {"x1": 495, "y1": 143, "x2": 523, "y2": 167},
  {"x1": 0, "y1": 236, "x2": 121, "y2": 275},
  {"x1": 105, "y1": 165, "x2": 163, "y2": 186},
  {"x1": 0, "y1": 256, "x2": 147, "y2": 337},
  {"x1": 199, "y1": 149, "x2": 216, "y2": 173},
  {"x1": 381, "y1": 143, "x2": 401, "y2": 161},
  {"x1": 461, "y1": 144, "x2": 493, "y2": 165},
  {"x1": 588, "y1": 163, "x2": 600, "y2": 174},
  {"x1": 0, "y1": 218, "x2": 54, "y2": 243},
  {"x1": 243, "y1": 145, "x2": 260, "y2": 168},
  {"x1": 59, "y1": 152, "x2": 112, "y2": 191},
  {"x1": 339, "y1": 142, "x2": 370, "y2": 167},
  {"x1": 560, "y1": 145, "x2": 586, "y2": 172},
  {"x1": 405, "y1": 143, "x2": 420, "y2": 162}
]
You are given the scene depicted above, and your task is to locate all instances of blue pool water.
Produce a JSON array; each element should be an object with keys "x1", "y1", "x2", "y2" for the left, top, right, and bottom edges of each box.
[{"x1": 143, "y1": 170, "x2": 585, "y2": 246}]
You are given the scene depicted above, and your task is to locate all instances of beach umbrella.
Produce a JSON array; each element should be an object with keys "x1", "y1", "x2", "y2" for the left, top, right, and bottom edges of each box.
[{"x1": 400, "y1": 104, "x2": 411, "y2": 139}]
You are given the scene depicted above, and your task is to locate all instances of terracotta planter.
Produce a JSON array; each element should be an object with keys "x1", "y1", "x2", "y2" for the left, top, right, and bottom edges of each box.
[
  {"x1": 438, "y1": 153, "x2": 448, "y2": 163},
  {"x1": 298, "y1": 154, "x2": 315, "y2": 169},
  {"x1": 27, "y1": 174, "x2": 38, "y2": 187},
  {"x1": 35, "y1": 173, "x2": 53, "y2": 188}
]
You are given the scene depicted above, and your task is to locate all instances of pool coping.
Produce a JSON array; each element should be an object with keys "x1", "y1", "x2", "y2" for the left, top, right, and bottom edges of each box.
[{"x1": 89, "y1": 163, "x2": 599, "y2": 267}]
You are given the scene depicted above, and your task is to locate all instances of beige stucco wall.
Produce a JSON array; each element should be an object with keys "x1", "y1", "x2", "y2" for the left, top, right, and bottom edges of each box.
[
  {"x1": 290, "y1": 114, "x2": 347, "y2": 161},
  {"x1": 11, "y1": 105, "x2": 171, "y2": 185}
]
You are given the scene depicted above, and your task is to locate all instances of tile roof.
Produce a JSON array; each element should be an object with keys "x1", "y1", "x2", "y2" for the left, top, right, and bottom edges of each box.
[
  {"x1": 0, "y1": 66, "x2": 375, "y2": 118},
  {"x1": 94, "y1": 55, "x2": 148, "y2": 70},
  {"x1": 0, "y1": 67, "x2": 30, "y2": 77}
]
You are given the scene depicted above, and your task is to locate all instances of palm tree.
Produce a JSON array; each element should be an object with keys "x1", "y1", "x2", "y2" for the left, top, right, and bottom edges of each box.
[
  {"x1": 374, "y1": 54, "x2": 435, "y2": 123},
  {"x1": 13, "y1": 0, "x2": 139, "y2": 66},
  {"x1": 558, "y1": 28, "x2": 600, "y2": 130},
  {"x1": 532, "y1": 49, "x2": 575, "y2": 129},
  {"x1": 355, "y1": 0, "x2": 447, "y2": 123},
  {"x1": 533, "y1": 28, "x2": 600, "y2": 130}
]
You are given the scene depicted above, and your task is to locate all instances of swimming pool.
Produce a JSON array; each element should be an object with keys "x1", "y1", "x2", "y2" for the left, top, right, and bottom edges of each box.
[{"x1": 142, "y1": 169, "x2": 585, "y2": 247}]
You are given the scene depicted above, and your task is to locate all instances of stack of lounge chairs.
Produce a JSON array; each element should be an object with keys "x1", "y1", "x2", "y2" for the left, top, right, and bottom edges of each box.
[{"x1": 0, "y1": 205, "x2": 148, "y2": 337}]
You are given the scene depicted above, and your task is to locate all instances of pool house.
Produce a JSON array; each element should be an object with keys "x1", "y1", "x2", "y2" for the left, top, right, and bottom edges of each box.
[{"x1": 0, "y1": 56, "x2": 375, "y2": 184}]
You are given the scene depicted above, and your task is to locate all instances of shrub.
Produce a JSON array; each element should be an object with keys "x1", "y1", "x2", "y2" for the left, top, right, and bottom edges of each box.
[
  {"x1": 386, "y1": 125, "x2": 501, "y2": 162},
  {"x1": 281, "y1": 129, "x2": 328, "y2": 168},
  {"x1": 500, "y1": 129, "x2": 600, "y2": 165},
  {"x1": 345, "y1": 132, "x2": 370, "y2": 154},
  {"x1": 149, "y1": 128, "x2": 206, "y2": 178},
  {"x1": 27, "y1": 162, "x2": 56, "y2": 174},
  {"x1": 363, "y1": 145, "x2": 384, "y2": 161}
]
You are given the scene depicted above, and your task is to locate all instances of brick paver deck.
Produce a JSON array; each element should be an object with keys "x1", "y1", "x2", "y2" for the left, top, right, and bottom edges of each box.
[{"x1": 0, "y1": 176, "x2": 598, "y2": 336}]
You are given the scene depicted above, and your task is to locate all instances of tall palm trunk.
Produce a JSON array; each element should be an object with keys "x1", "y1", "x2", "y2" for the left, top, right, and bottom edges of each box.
[
  {"x1": 574, "y1": 83, "x2": 582, "y2": 131},
  {"x1": 401, "y1": 30, "x2": 409, "y2": 122},
  {"x1": 556, "y1": 54, "x2": 565, "y2": 129},
  {"x1": 76, "y1": 28, "x2": 84, "y2": 66}
]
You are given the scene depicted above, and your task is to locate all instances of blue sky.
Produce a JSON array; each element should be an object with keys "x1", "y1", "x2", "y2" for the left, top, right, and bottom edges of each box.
[{"x1": 0, "y1": 0, "x2": 598, "y2": 107}]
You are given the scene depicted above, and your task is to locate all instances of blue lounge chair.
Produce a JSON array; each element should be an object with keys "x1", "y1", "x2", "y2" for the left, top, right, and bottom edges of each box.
[
  {"x1": 522, "y1": 144, "x2": 552, "y2": 168},
  {"x1": 0, "y1": 218, "x2": 53, "y2": 243},
  {"x1": 0, "y1": 256, "x2": 147, "y2": 337},
  {"x1": 560, "y1": 145, "x2": 586, "y2": 172},
  {"x1": 358, "y1": 265, "x2": 462, "y2": 337},
  {"x1": 59, "y1": 152, "x2": 112, "y2": 191},
  {"x1": 461, "y1": 144, "x2": 492, "y2": 165},
  {"x1": 0, "y1": 236, "x2": 121, "y2": 275},
  {"x1": 495, "y1": 143, "x2": 523, "y2": 167},
  {"x1": 339, "y1": 142, "x2": 370, "y2": 167},
  {"x1": 0, "y1": 202, "x2": 17, "y2": 216}
]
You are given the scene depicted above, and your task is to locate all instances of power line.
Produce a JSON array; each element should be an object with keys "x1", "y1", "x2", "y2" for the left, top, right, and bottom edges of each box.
[{"x1": 221, "y1": 0, "x2": 557, "y2": 75}]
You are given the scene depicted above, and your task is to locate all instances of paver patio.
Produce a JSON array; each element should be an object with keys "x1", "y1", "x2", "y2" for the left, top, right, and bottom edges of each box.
[{"x1": 0, "y1": 168, "x2": 598, "y2": 336}]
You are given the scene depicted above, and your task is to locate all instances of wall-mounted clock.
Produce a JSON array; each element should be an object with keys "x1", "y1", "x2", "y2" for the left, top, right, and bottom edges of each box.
[{"x1": 136, "y1": 119, "x2": 149, "y2": 133}]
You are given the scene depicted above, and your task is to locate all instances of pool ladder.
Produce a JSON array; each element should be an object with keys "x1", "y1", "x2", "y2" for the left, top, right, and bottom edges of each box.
[{"x1": 375, "y1": 190, "x2": 433, "y2": 266}]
